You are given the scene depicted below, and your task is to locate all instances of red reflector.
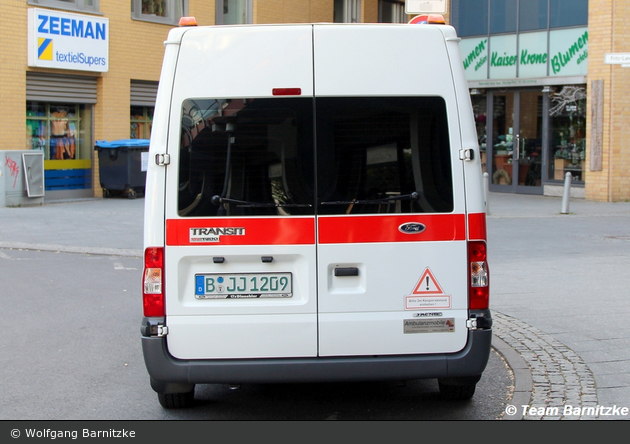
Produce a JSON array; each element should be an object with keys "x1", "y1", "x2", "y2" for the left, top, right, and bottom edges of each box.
[
  {"x1": 144, "y1": 293, "x2": 165, "y2": 318},
  {"x1": 272, "y1": 88, "x2": 301, "y2": 96}
]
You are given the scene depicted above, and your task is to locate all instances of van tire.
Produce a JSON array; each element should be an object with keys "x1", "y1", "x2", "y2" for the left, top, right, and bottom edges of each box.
[
  {"x1": 157, "y1": 390, "x2": 194, "y2": 409},
  {"x1": 438, "y1": 380, "x2": 477, "y2": 401}
]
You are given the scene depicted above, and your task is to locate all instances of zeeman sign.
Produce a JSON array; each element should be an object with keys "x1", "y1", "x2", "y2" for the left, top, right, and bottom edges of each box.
[{"x1": 28, "y1": 8, "x2": 109, "y2": 73}]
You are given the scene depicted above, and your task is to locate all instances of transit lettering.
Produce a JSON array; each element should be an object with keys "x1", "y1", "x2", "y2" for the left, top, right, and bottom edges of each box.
[{"x1": 190, "y1": 227, "x2": 245, "y2": 236}]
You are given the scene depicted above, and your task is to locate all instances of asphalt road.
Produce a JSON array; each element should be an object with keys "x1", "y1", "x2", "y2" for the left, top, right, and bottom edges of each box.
[{"x1": 0, "y1": 248, "x2": 512, "y2": 420}]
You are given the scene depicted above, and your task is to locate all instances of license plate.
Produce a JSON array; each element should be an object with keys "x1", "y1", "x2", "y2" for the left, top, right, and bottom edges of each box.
[{"x1": 195, "y1": 273, "x2": 293, "y2": 299}]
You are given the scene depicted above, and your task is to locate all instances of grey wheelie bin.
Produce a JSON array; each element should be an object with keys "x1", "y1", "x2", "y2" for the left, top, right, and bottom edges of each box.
[{"x1": 95, "y1": 139, "x2": 149, "y2": 198}]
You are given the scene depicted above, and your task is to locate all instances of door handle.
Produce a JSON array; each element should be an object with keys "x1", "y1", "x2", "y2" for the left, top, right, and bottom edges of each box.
[
  {"x1": 514, "y1": 134, "x2": 520, "y2": 161},
  {"x1": 334, "y1": 267, "x2": 359, "y2": 277}
]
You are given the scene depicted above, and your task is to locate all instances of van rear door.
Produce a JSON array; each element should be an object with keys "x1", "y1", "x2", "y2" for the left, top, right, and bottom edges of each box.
[
  {"x1": 313, "y1": 24, "x2": 469, "y2": 356},
  {"x1": 163, "y1": 25, "x2": 318, "y2": 360}
]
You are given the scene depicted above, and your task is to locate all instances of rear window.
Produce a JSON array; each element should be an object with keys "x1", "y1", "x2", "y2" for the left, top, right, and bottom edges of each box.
[{"x1": 177, "y1": 97, "x2": 453, "y2": 217}]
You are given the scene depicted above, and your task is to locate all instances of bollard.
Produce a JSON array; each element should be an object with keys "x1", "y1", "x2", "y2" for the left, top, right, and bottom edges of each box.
[
  {"x1": 483, "y1": 172, "x2": 490, "y2": 215},
  {"x1": 561, "y1": 172, "x2": 572, "y2": 214}
]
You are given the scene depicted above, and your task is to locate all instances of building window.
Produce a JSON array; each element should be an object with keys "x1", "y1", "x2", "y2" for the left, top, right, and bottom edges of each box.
[
  {"x1": 131, "y1": 106, "x2": 153, "y2": 139},
  {"x1": 379, "y1": 1, "x2": 405, "y2": 23},
  {"x1": 519, "y1": 0, "x2": 548, "y2": 32},
  {"x1": 490, "y1": 0, "x2": 517, "y2": 34},
  {"x1": 28, "y1": 0, "x2": 99, "y2": 12},
  {"x1": 216, "y1": 0, "x2": 252, "y2": 25},
  {"x1": 131, "y1": 0, "x2": 187, "y2": 25},
  {"x1": 26, "y1": 102, "x2": 91, "y2": 161},
  {"x1": 550, "y1": 0, "x2": 588, "y2": 28},
  {"x1": 450, "y1": 0, "x2": 489, "y2": 37},
  {"x1": 334, "y1": 0, "x2": 361, "y2": 23}
]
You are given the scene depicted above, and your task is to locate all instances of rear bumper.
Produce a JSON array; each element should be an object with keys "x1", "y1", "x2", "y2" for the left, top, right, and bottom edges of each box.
[{"x1": 142, "y1": 328, "x2": 492, "y2": 389}]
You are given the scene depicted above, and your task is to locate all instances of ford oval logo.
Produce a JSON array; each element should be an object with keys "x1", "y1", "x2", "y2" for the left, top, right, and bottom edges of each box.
[{"x1": 398, "y1": 222, "x2": 426, "y2": 234}]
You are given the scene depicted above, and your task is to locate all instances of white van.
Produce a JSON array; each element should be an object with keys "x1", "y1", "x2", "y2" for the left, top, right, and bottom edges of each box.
[{"x1": 141, "y1": 17, "x2": 492, "y2": 409}]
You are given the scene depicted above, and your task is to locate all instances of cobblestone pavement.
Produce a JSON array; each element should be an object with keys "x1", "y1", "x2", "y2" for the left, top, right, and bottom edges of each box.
[{"x1": 493, "y1": 311, "x2": 598, "y2": 420}]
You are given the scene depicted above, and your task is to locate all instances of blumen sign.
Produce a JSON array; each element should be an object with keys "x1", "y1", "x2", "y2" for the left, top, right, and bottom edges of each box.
[
  {"x1": 460, "y1": 27, "x2": 588, "y2": 81},
  {"x1": 27, "y1": 8, "x2": 109, "y2": 73}
]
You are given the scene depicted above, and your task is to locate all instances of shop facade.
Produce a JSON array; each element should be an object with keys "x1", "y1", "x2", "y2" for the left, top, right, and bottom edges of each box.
[
  {"x1": 4, "y1": 1, "x2": 627, "y2": 203},
  {"x1": 1, "y1": 0, "x2": 410, "y2": 205},
  {"x1": 1, "y1": 1, "x2": 173, "y2": 203},
  {"x1": 451, "y1": 0, "x2": 589, "y2": 197}
]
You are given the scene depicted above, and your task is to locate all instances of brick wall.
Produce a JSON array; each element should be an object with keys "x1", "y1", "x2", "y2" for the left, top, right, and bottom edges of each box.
[
  {"x1": 0, "y1": 1, "x2": 28, "y2": 152},
  {"x1": 586, "y1": 0, "x2": 630, "y2": 202}
]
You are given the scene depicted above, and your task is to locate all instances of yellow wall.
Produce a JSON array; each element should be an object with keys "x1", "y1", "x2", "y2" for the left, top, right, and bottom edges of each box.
[
  {"x1": 586, "y1": 0, "x2": 630, "y2": 202},
  {"x1": 0, "y1": 1, "x2": 28, "y2": 153},
  {"x1": 256, "y1": 0, "x2": 334, "y2": 23}
]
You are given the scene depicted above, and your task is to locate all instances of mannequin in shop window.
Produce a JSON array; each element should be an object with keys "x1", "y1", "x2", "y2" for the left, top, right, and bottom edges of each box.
[{"x1": 50, "y1": 107, "x2": 76, "y2": 160}]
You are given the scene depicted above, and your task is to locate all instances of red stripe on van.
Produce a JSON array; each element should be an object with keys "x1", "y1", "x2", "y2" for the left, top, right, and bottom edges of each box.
[
  {"x1": 166, "y1": 218, "x2": 316, "y2": 246},
  {"x1": 467, "y1": 213, "x2": 487, "y2": 241},
  {"x1": 317, "y1": 214, "x2": 466, "y2": 244}
]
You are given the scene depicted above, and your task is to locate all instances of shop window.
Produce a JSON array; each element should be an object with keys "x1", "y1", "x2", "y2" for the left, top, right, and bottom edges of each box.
[
  {"x1": 550, "y1": 0, "x2": 588, "y2": 28},
  {"x1": 471, "y1": 94, "x2": 488, "y2": 173},
  {"x1": 334, "y1": 0, "x2": 361, "y2": 23},
  {"x1": 548, "y1": 86, "x2": 586, "y2": 182},
  {"x1": 131, "y1": 106, "x2": 154, "y2": 139},
  {"x1": 216, "y1": 0, "x2": 252, "y2": 25},
  {"x1": 28, "y1": 0, "x2": 99, "y2": 12},
  {"x1": 450, "y1": 0, "x2": 488, "y2": 37},
  {"x1": 26, "y1": 102, "x2": 92, "y2": 161},
  {"x1": 379, "y1": 1, "x2": 405, "y2": 23},
  {"x1": 131, "y1": 0, "x2": 187, "y2": 25}
]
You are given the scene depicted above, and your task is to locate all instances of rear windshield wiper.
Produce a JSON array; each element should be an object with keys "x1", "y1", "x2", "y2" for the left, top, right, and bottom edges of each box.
[
  {"x1": 320, "y1": 192, "x2": 419, "y2": 206},
  {"x1": 211, "y1": 195, "x2": 312, "y2": 208}
]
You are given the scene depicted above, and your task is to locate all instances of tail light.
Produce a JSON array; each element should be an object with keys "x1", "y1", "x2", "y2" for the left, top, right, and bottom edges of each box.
[
  {"x1": 468, "y1": 240, "x2": 489, "y2": 310},
  {"x1": 143, "y1": 247, "x2": 164, "y2": 317}
]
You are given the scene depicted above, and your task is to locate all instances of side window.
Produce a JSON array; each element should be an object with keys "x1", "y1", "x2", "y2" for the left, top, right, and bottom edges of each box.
[
  {"x1": 316, "y1": 97, "x2": 453, "y2": 214},
  {"x1": 178, "y1": 98, "x2": 315, "y2": 217},
  {"x1": 131, "y1": 0, "x2": 187, "y2": 25},
  {"x1": 28, "y1": 0, "x2": 99, "y2": 13}
]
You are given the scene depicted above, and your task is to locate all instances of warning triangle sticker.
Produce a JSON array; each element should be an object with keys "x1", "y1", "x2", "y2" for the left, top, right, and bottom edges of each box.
[{"x1": 412, "y1": 268, "x2": 444, "y2": 295}]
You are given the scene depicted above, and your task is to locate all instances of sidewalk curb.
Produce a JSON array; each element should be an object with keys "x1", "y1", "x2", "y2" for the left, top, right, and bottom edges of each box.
[
  {"x1": 492, "y1": 335, "x2": 532, "y2": 421},
  {"x1": 0, "y1": 241, "x2": 142, "y2": 258}
]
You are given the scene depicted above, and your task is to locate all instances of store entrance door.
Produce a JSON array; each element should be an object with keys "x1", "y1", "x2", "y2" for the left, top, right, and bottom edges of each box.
[{"x1": 488, "y1": 90, "x2": 543, "y2": 194}]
